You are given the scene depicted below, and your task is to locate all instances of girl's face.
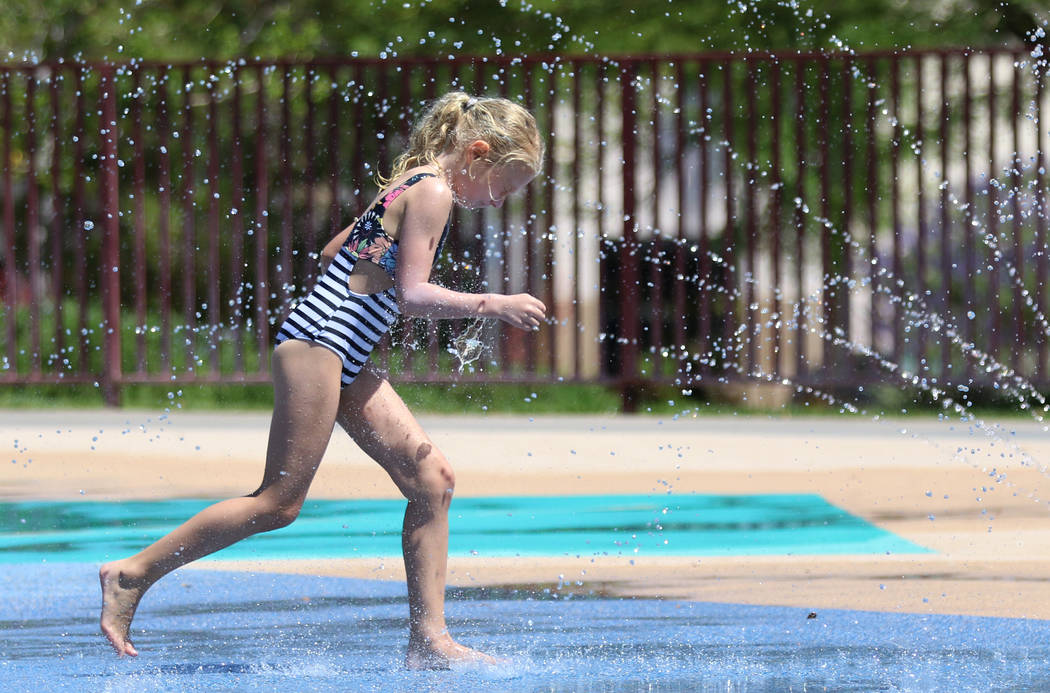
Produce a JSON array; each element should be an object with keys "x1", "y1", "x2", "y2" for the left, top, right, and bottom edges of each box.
[{"x1": 451, "y1": 142, "x2": 536, "y2": 209}]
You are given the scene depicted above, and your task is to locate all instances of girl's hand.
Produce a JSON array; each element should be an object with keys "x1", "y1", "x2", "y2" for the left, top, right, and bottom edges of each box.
[{"x1": 489, "y1": 293, "x2": 547, "y2": 330}]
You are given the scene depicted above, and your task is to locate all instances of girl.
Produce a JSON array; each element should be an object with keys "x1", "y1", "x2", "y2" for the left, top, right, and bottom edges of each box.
[{"x1": 99, "y1": 91, "x2": 547, "y2": 669}]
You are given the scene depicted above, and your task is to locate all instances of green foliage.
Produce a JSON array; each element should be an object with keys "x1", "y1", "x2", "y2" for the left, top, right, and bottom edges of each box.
[{"x1": 2, "y1": 0, "x2": 1046, "y2": 64}]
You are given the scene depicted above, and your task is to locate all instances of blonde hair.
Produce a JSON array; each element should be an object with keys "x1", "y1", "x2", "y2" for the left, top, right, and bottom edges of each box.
[{"x1": 380, "y1": 91, "x2": 544, "y2": 190}]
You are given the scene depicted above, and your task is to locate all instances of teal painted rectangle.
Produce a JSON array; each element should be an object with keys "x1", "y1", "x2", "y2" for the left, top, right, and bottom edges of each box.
[{"x1": 0, "y1": 494, "x2": 929, "y2": 563}]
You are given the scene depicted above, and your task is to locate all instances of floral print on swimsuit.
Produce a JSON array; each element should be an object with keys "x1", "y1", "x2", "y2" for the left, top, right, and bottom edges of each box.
[
  {"x1": 343, "y1": 174, "x2": 432, "y2": 278},
  {"x1": 344, "y1": 207, "x2": 398, "y2": 276}
]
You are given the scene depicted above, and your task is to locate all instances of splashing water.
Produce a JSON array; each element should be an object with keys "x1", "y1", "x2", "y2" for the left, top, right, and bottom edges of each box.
[
  {"x1": 446, "y1": 319, "x2": 489, "y2": 374},
  {"x1": 6, "y1": 3, "x2": 1050, "y2": 689},
  {"x1": 2, "y1": 2, "x2": 1048, "y2": 486}
]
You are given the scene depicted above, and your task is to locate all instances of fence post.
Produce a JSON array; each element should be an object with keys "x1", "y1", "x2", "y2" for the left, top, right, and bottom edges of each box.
[
  {"x1": 619, "y1": 61, "x2": 640, "y2": 412},
  {"x1": 99, "y1": 66, "x2": 122, "y2": 406},
  {"x1": 2, "y1": 70, "x2": 17, "y2": 373}
]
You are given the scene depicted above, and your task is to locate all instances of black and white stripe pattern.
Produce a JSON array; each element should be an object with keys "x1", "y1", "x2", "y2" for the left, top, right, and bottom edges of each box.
[{"x1": 275, "y1": 246, "x2": 400, "y2": 387}]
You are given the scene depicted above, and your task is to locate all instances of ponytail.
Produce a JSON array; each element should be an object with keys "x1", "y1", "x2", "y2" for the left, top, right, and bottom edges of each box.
[{"x1": 379, "y1": 91, "x2": 544, "y2": 190}]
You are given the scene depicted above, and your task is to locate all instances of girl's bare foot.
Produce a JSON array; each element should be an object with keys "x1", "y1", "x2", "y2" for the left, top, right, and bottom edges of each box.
[
  {"x1": 405, "y1": 631, "x2": 504, "y2": 670},
  {"x1": 99, "y1": 561, "x2": 147, "y2": 656}
]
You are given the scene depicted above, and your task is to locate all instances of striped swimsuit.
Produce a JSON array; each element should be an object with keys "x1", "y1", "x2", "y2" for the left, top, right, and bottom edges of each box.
[{"x1": 275, "y1": 173, "x2": 450, "y2": 387}]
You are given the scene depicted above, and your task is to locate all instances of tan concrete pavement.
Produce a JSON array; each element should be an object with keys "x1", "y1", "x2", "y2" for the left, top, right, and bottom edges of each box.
[{"x1": 4, "y1": 409, "x2": 1050, "y2": 619}]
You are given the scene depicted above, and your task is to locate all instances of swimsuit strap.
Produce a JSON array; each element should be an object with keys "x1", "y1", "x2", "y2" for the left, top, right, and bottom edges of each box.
[{"x1": 373, "y1": 172, "x2": 438, "y2": 215}]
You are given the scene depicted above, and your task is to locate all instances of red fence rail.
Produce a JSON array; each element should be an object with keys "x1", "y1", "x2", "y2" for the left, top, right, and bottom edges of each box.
[{"x1": 1, "y1": 49, "x2": 1048, "y2": 408}]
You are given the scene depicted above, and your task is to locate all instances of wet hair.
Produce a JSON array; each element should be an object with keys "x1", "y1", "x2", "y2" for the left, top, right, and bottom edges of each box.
[{"x1": 380, "y1": 91, "x2": 544, "y2": 190}]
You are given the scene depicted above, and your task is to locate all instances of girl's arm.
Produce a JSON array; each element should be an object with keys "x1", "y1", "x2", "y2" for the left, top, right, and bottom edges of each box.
[
  {"x1": 394, "y1": 178, "x2": 546, "y2": 330},
  {"x1": 319, "y1": 223, "x2": 354, "y2": 271}
]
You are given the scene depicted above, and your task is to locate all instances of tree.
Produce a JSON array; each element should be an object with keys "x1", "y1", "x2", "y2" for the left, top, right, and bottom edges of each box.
[{"x1": 2, "y1": 0, "x2": 1046, "y2": 64}]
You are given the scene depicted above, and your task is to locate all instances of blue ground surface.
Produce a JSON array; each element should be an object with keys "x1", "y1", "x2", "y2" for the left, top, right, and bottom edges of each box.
[
  {"x1": 4, "y1": 494, "x2": 1033, "y2": 690},
  {"x1": 2, "y1": 563, "x2": 1049, "y2": 692},
  {"x1": 0, "y1": 493, "x2": 928, "y2": 563}
]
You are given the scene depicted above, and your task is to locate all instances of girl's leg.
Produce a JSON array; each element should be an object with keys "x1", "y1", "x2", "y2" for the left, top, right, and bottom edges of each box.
[
  {"x1": 336, "y1": 367, "x2": 496, "y2": 669},
  {"x1": 99, "y1": 340, "x2": 343, "y2": 656}
]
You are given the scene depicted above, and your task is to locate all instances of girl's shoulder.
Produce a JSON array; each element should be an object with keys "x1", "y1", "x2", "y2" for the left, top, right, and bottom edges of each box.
[
  {"x1": 379, "y1": 167, "x2": 453, "y2": 240},
  {"x1": 402, "y1": 166, "x2": 453, "y2": 198},
  {"x1": 383, "y1": 167, "x2": 453, "y2": 213}
]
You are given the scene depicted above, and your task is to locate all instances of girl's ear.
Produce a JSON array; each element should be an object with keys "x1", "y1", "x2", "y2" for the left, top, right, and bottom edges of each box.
[{"x1": 466, "y1": 140, "x2": 491, "y2": 162}]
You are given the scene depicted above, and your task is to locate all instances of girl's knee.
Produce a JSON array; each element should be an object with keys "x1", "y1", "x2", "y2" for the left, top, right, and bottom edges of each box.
[
  {"x1": 404, "y1": 443, "x2": 455, "y2": 506},
  {"x1": 247, "y1": 490, "x2": 304, "y2": 531},
  {"x1": 268, "y1": 502, "x2": 302, "y2": 530}
]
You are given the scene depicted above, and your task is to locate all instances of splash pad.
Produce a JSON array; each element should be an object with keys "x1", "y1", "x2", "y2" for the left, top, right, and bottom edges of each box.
[
  {"x1": 6, "y1": 563, "x2": 1050, "y2": 692},
  {"x1": 5, "y1": 411, "x2": 1050, "y2": 690},
  {"x1": 4, "y1": 2, "x2": 1050, "y2": 690}
]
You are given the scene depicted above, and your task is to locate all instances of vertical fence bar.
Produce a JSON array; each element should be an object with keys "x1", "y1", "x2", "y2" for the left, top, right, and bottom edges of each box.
[
  {"x1": 132, "y1": 68, "x2": 148, "y2": 373},
  {"x1": 649, "y1": 59, "x2": 664, "y2": 379},
  {"x1": 698, "y1": 60, "x2": 711, "y2": 378},
  {"x1": 278, "y1": 65, "x2": 293, "y2": 312},
  {"x1": 794, "y1": 58, "x2": 807, "y2": 377},
  {"x1": 769, "y1": 59, "x2": 783, "y2": 376},
  {"x1": 744, "y1": 57, "x2": 758, "y2": 372},
  {"x1": 721, "y1": 58, "x2": 736, "y2": 371},
  {"x1": 350, "y1": 63, "x2": 365, "y2": 217},
  {"x1": 206, "y1": 76, "x2": 222, "y2": 375},
  {"x1": 543, "y1": 62, "x2": 558, "y2": 379},
  {"x1": 673, "y1": 60, "x2": 686, "y2": 374},
  {"x1": 303, "y1": 65, "x2": 317, "y2": 287},
  {"x1": 1010, "y1": 52, "x2": 1023, "y2": 372},
  {"x1": 962, "y1": 52, "x2": 976, "y2": 380},
  {"x1": 1, "y1": 70, "x2": 15, "y2": 377},
  {"x1": 230, "y1": 69, "x2": 246, "y2": 374},
  {"x1": 890, "y1": 56, "x2": 904, "y2": 369},
  {"x1": 572, "y1": 59, "x2": 584, "y2": 379},
  {"x1": 987, "y1": 55, "x2": 1001, "y2": 362},
  {"x1": 840, "y1": 56, "x2": 853, "y2": 357},
  {"x1": 595, "y1": 59, "x2": 607, "y2": 380},
  {"x1": 1035, "y1": 68, "x2": 1047, "y2": 379},
  {"x1": 49, "y1": 69, "x2": 65, "y2": 366},
  {"x1": 99, "y1": 66, "x2": 122, "y2": 405},
  {"x1": 180, "y1": 66, "x2": 197, "y2": 370},
  {"x1": 865, "y1": 57, "x2": 878, "y2": 352},
  {"x1": 620, "y1": 60, "x2": 639, "y2": 401},
  {"x1": 375, "y1": 62, "x2": 389, "y2": 175},
  {"x1": 915, "y1": 55, "x2": 928, "y2": 370},
  {"x1": 254, "y1": 64, "x2": 271, "y2": 356},
  {"x1": 818, "y1": 56, "x2": 832, "y2": 372},
  {"x1": 156, "y1": 68, "x2": 173, "y2": 372},
  {"x1": 522, "y1": 63, "x2": 537, "y2": 376},
  {"x1": 399, "y1": 64, "x2": 423, "y2": 376},
  {"x1": 493, "y1": 60, "x2": 510, "y2": 376},
  {"x1": 328, "y1": 65, "x2": 341, "y2": 234},
  {"x1": 938, "y1": 53, "x2": 953, "y2": 378},
  {"x1": 73, "y1": 66, "x2": 88, "y2": 371},
  {"x1": 389, "y1": 63, "x2": 415, "y2": 377},
  {"x1": 25, "y1": 72, "x2": 41, "y2": 375}
]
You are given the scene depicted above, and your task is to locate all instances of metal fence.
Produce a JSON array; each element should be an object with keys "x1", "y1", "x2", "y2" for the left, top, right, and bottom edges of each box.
[{"x1": 1, "y1": 49, "x2": 1048, "y2": 406}]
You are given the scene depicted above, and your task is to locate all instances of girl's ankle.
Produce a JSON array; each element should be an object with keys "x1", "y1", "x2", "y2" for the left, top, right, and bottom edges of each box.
[
  {"x1": 409, "y1": 626, "x2": 451, "y2": 645},
  {"x1": 102, "y1": 560, "x2": 150, "y2": 588}
]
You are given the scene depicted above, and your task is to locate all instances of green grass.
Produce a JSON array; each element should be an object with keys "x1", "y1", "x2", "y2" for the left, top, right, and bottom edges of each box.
[
  {"x1": 3, "y1": 379, "x2": 1040, "y2": 421},
  {"x1": 3, "y1": 302, "x2": 1044, "y2": 419},
  {"x1": 1, "y1": 299, "x2": 265, "y2": 377},
  {"x1": 0, "y1": 381, "x2": 624, "y2": 414}
]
